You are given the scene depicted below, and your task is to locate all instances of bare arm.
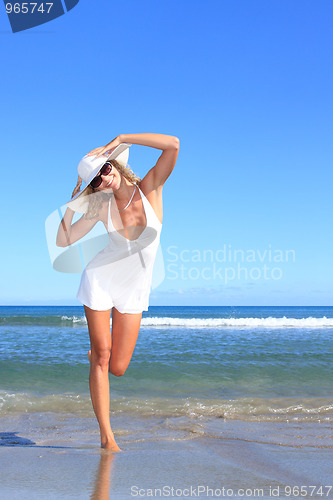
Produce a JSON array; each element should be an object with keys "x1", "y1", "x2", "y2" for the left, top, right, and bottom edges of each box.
[
  {"x1": 56, "y1": 208, "x2": 99, "y2": 247},
  {"x1": 56, "y1": 180, "x2": 99, "y2": 248},
  {"x1": 120, "y1": 133, "x2": 180, "y2": 189},
  {"x1": 87, "y1": 133, "x2": 180, "y2": 190},
  {"x1": 118, "y1": 133, "x2": 179, "y2": 151}
]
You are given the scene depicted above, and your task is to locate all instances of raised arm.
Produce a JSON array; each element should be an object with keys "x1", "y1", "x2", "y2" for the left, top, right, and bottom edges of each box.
[
  {"x1": 87, "y1": 133, "x2": 180, "y2": 190},
  {"x1": 121, "y1": 133, "x2": 180, "y2": 189},
  {"x1": 56, "y1": 180, "x2": 99, "y2": 248},
  {"x1": 56, "y1": 208, "x2": 99, "y2": 247}
]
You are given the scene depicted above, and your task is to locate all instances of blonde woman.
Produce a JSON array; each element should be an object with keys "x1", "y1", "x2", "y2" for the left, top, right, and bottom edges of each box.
[{"x1": 57, "y1": 133, "x2": 180, "y2": 450}]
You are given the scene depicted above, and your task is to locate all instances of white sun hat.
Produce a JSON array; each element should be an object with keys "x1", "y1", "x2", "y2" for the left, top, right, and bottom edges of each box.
[{"x1": 66, "y1": 143, "x2": 131, "y2": 213}]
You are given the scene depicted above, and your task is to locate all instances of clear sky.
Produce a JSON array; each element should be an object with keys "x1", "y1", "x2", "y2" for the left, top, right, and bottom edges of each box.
[{"x1": 0, "y1": 0, "x2": 332, "y2": 306}]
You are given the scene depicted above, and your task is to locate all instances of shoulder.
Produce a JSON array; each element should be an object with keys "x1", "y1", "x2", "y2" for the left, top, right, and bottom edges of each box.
[
  {"x1": 138, "y1": 179, "x2": 163, "y2": 224},
  {"x1": 138, "y1": 178, "x2": 162, "y2": 202}
]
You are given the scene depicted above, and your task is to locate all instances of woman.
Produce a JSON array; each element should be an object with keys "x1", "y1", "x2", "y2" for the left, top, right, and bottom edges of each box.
[{"x1": 57, "y1": 133, "x2": 180, "y2": 450}]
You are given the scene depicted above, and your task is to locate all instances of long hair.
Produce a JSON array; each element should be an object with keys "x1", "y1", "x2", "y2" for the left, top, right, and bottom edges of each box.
[{"x1": 84, "y1": 159, "x2": 141, "y2": 220}]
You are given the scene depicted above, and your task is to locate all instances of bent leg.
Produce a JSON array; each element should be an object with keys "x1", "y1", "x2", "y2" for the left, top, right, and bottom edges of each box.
[
  {"x1": 109, "y1": 308, "x2": 142, "y2": 377},
  {"x1": 84, "y1": 305, "x2": 120, "y2": 451}
]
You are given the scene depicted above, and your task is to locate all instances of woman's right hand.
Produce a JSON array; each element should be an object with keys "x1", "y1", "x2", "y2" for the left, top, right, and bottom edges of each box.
[
  {"x1": 71, "y1": 175, "x2": 82, "y2": 199},
  {"x1": 86, "y1": 136, "x2": 122, "y2": 158}
]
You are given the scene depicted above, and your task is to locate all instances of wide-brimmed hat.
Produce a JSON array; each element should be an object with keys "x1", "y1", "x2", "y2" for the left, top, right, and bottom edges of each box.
[{"x1": 66, "y1": 143, "x2": 131, "y2": 213}]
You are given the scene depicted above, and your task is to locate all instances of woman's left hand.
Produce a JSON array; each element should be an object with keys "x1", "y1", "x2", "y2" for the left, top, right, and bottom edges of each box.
[{"x1": 86, "y1": 136, "x2": 122, "y2": 158}]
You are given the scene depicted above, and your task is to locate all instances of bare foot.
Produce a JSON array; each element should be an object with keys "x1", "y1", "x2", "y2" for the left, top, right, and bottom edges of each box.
[
  {"x1": 87, "y1": 349, "x2": 112, "y2": 373},
  {"x1": 101, "y1": 435, "x2": 122, "y2": 451}
]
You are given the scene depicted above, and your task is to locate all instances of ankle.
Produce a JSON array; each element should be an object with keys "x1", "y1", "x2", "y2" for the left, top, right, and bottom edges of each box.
[
  {"x1": 101, "y1": 434, "x2": 116, "y2": 446},
  {"x1": 101, "y1": 430, "x2": 115, "y2": 441}
]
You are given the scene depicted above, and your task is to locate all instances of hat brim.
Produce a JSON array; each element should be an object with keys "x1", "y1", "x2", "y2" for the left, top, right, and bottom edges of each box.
[{"x1": 66, "y1": 143, "x2": 131, "y2": 213}]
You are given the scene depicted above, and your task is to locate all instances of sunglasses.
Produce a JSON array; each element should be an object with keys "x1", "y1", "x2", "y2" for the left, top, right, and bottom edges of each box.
[{"x1": 90, "y1": 162, "x2": 113, "y2": 189}]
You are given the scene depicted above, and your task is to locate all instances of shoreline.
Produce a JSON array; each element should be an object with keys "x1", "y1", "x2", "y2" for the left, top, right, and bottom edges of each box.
[{"x1": 1, "y1": 412, "x2": 333, "y2": 499}]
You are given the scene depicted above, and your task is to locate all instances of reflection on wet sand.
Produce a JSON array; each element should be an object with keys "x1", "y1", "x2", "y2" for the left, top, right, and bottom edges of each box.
[{"x1": 90, "y1": 450, "x2": 116, "y2": 500}]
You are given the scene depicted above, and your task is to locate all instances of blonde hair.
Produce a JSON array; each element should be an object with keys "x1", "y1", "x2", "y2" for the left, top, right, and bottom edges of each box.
[{"x1": 83, "y1": 159, "x2": 141, "y2": 220}]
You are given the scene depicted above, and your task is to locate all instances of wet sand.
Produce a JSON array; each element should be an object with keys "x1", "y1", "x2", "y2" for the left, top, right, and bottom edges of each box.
[{"x1": 1, "y1": 413, "x2": 333, "y2": 499}]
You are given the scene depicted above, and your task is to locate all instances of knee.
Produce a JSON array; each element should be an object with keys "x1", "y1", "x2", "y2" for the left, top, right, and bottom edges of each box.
[
  {"x1": 91, "y1": 347, "x2": 111, "y2": 370},
  {"x1": 109, "y1": 362, "x2": 128, "y2": 377}
]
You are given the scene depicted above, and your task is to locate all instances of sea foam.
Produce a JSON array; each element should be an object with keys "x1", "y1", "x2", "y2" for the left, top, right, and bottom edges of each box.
[{"x1": 140, "y1": 316, "x2": 333, "y2": 328}]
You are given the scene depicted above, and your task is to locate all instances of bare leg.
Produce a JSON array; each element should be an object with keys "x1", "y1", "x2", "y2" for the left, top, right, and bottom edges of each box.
[
  {"x1": 88, "y1": 308, "x2": 143, "y2": 377},
  {"x1": 84, "y1": 305, "x2": 120, "y2": 451},
  {"x1": 108, "y1": 308, "x2": 142, "y2": 377},
  {"x1": 87, "y1": 349, "x2": 113, "y2": 373},
  {"x1": 85, "y1": 306, "x2": 142, "y2": 450}
]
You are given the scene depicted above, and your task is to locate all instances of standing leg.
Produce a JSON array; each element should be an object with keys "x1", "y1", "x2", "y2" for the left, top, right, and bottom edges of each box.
[
  {"x1": 84, "y1": 305, "x2": 120, "y2": 450},
  {"x1": 109, "y1": 307, "x2": 142, "y2": 377}
]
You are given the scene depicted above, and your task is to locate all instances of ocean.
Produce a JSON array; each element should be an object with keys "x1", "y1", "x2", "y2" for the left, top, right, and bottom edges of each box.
[
  {"x1": 1, "y1": 305, "x2": 333, "y2": 498},
  {"x1": 1, "y1": 305, "x2": 332, "y2": 427}
]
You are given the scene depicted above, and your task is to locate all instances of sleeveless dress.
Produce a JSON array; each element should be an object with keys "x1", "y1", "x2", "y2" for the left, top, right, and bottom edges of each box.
[{"x1": 76, "y1": 185, "x2": 162, "y2": 313}]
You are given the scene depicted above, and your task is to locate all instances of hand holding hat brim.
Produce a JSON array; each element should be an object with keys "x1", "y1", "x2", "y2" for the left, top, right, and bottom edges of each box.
[
  {"x1": 71, "y1": 176, "x2": 83, "y2": 199},
  {"x1": 86, "y1": 136, "x2": 122, "y2": 159},
  {"x1": 86, "y1": 146, "x2": 108, "y2": 158},
  {"x1": 66, "y1": 143, "x2": 131, "y2": 214}
]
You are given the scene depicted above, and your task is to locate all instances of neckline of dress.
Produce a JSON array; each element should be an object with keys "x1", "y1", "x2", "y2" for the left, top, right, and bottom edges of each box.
[{"x1": 108, "y1": 185, "x2": 148, "y2": 242}]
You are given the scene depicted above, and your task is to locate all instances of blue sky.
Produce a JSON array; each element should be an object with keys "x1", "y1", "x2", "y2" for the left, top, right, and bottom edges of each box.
[{"x1": 0, "y1": 0, "x2": 332, "y2": 306}]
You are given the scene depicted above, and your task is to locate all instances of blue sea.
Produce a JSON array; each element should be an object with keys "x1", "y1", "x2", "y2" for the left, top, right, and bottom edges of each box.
[{"x1": 1, "y1": 305, "x2": 333, "y2": 426}]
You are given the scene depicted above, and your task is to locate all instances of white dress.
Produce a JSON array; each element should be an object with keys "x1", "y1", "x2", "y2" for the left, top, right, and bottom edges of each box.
[{"x1": 76, "y1": 185, "x2": 162, "y2": 313}]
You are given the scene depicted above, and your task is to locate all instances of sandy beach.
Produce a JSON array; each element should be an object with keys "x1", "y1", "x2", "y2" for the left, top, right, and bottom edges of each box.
[
  {"x1": 1, "y1": 412, "x2": 333, "y2": 499},
  {"x1": 1, "y1": 306, "x2": 333, "y2": 498}
]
